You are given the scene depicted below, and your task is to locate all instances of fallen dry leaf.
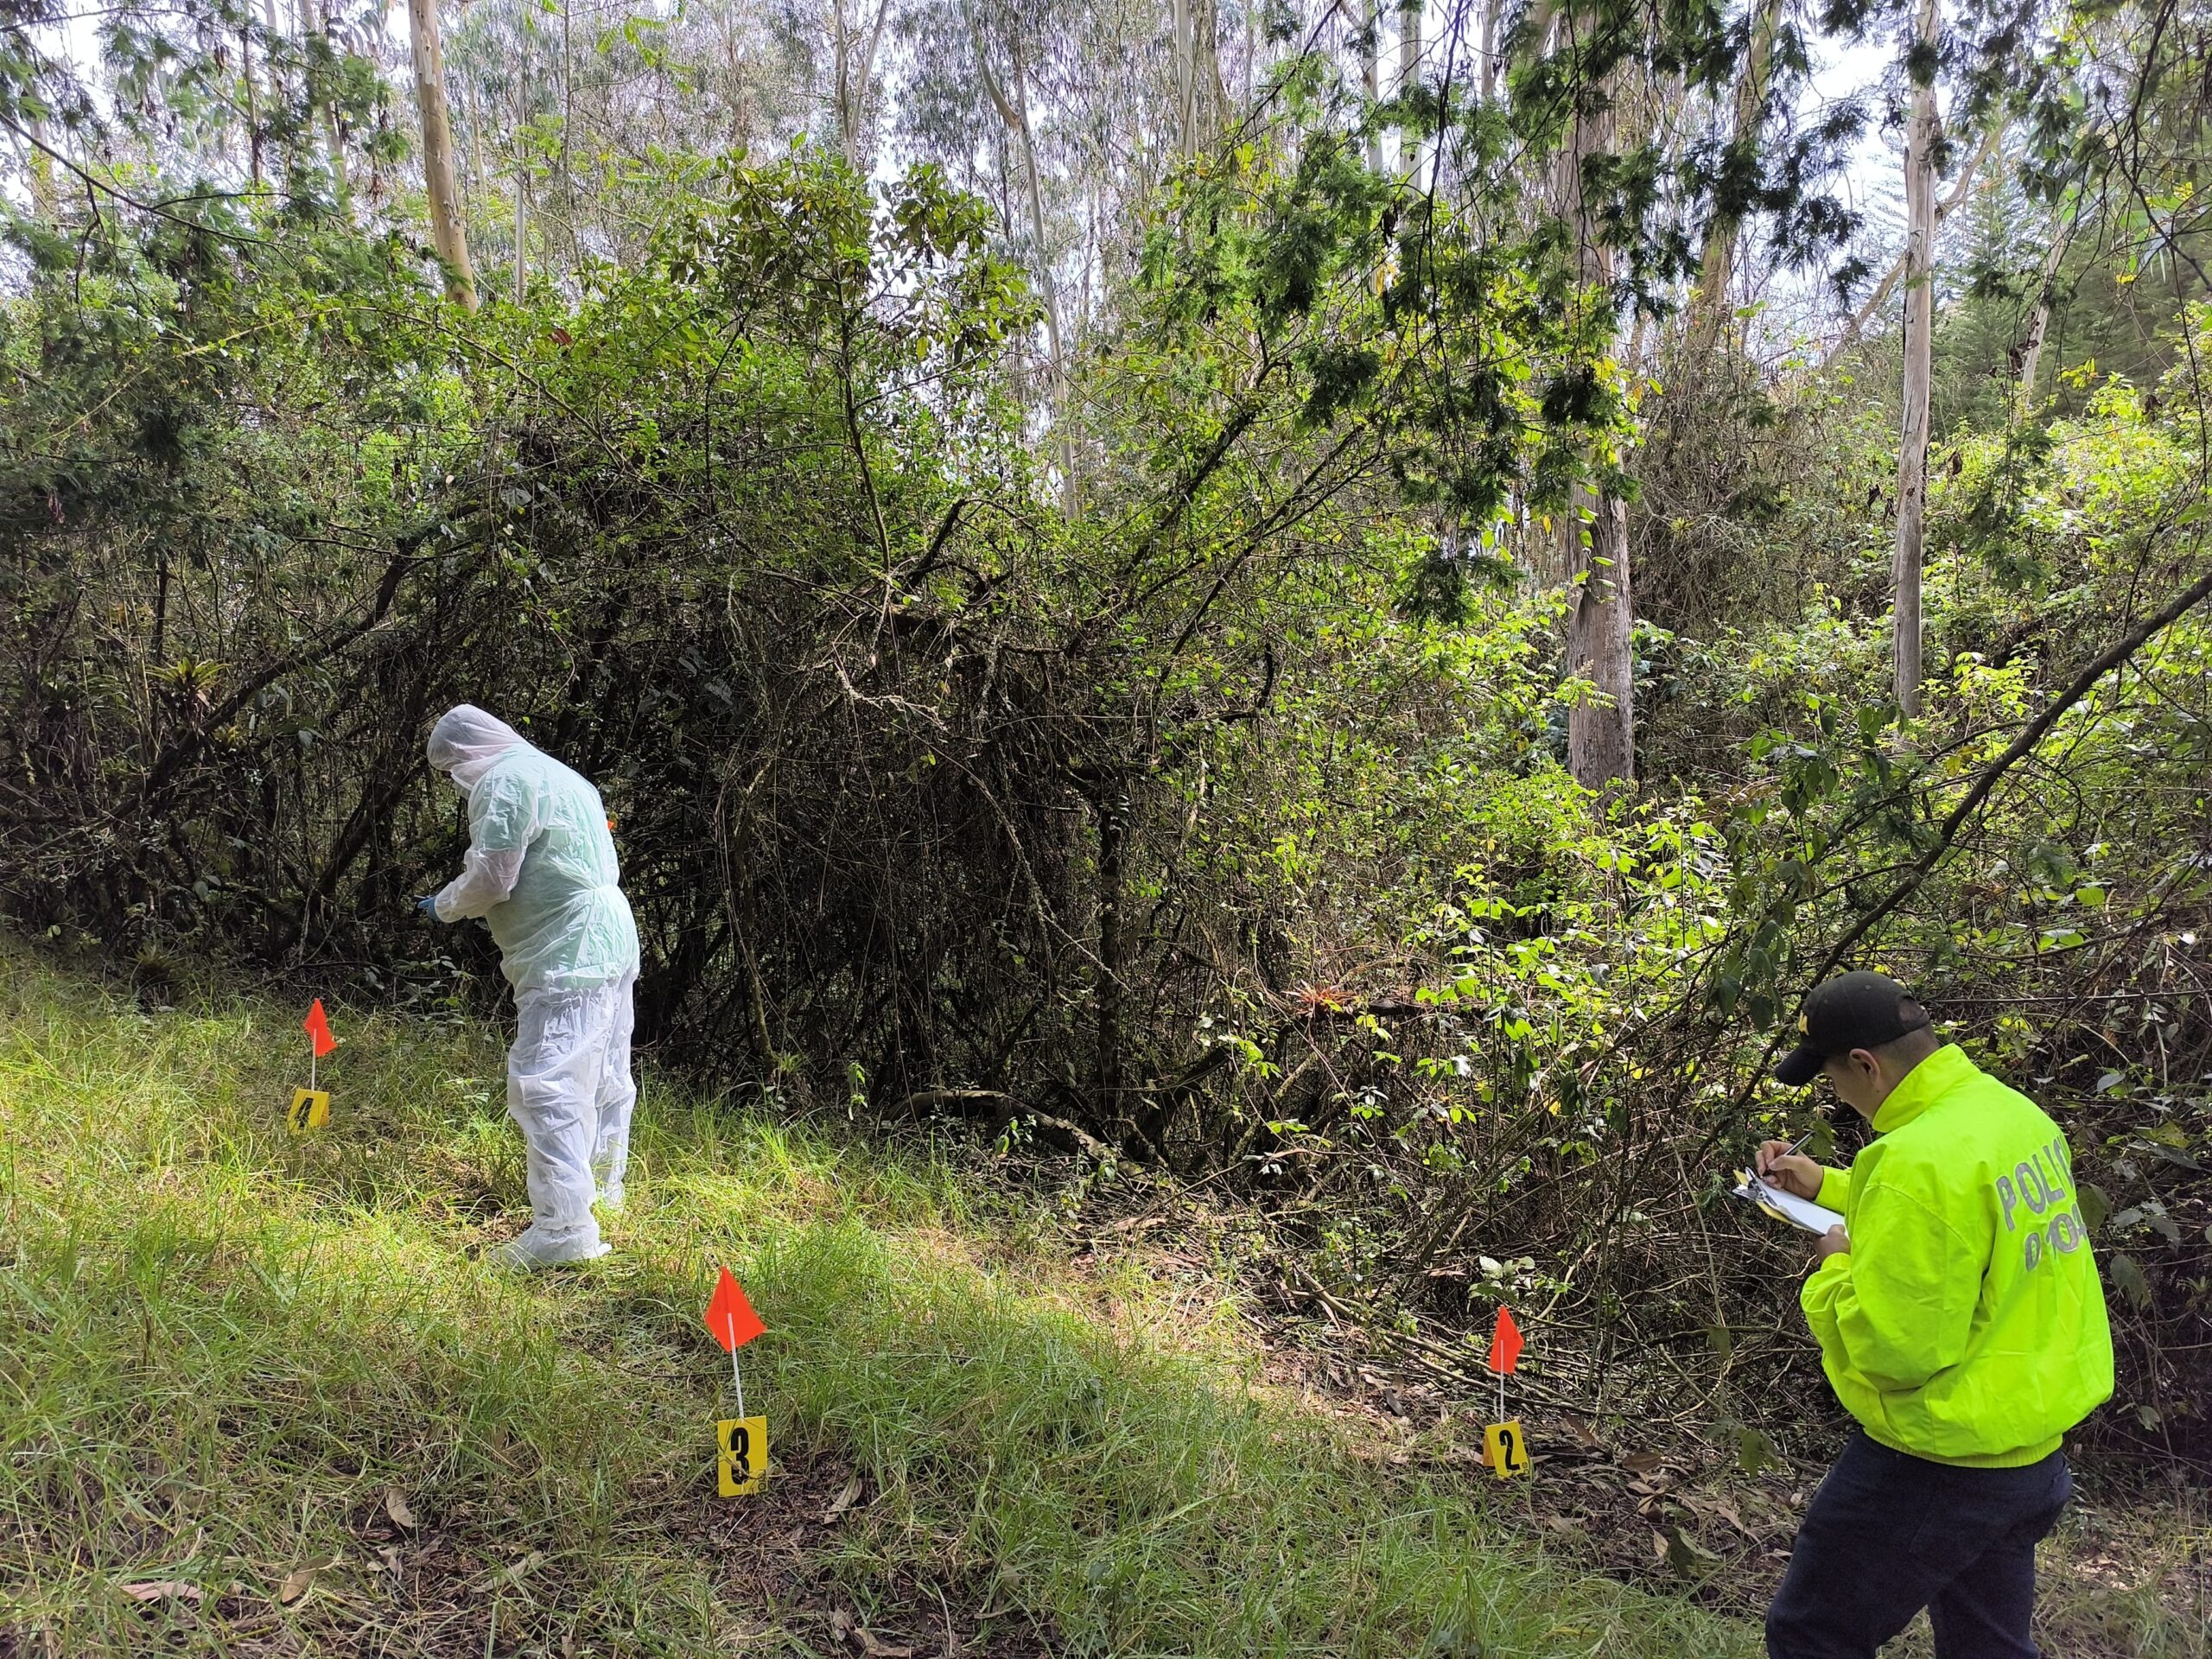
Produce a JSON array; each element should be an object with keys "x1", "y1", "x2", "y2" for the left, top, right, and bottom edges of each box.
[
  {"x1": 1650, "y1": 1529, "x2": 1670, "y2": 1563},
  {"x1": 854, "y1": 1631, "x2": 914, "y2": 1658},
  {"x1": 505, "y1": 1550, "x2": 548, "y2": 1584},
  {"x1": 823, "y1": 1474, "x2": 863, "y2": 1522},
  {"x1": 385, "y1": 1488, "x2": 418, "y2": 1530},
  {"x1": 1619, "y1": 1450, "x2": 1668, "y2": 1475},
  {"x1": 119, "y1": 1580, "x2": 204, "y2": 1605},
  {"x1": 276, "y1": 1554, "x2": 342, "y2": 1605}
]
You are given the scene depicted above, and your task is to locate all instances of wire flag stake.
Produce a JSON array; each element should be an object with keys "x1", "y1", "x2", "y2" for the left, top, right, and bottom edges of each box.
[
  {"x1": 1483, "y1": 1305, "x2": 1529, "y2": 1482},
  {"x1": 289, "y1": 1000, "x2": 336, "y2": 1134},
  {"x1": 705, "y1": 1268, "x2": 767, "y2": 1497},
  {"x1": 728, "y1": 1310, "x2": 746, "y2": 1421}
]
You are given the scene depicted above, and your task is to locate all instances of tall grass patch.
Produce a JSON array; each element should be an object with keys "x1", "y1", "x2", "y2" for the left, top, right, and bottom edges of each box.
[{"x1": 0, "y1": 950, "x2": 1751, "y2": 1656}]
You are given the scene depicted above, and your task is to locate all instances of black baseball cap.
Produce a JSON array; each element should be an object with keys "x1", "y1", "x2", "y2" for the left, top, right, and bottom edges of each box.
[{"x1": 1774, "y1": 971, "x2": 1932, "y2": 1086}]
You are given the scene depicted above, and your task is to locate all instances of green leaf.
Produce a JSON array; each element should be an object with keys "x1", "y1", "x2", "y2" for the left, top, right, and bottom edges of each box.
[
  {"x1": 2077, "y1": 1181, "x2": 2110, "y2": 1236},
  {"x1": 2107, "y1": 1251, "x2": 2152, "y2": 1311}
]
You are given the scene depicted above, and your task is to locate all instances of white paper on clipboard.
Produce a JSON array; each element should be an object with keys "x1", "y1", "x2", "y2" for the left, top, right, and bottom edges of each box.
[{"x1": 1732, "y1": 1169, "x2": 1845, "y2": 1235}]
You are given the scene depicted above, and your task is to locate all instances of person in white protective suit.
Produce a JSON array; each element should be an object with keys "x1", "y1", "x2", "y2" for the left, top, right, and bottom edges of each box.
[{"x1": 418, "y1": 705, "x2": 641, "y2": 1269}]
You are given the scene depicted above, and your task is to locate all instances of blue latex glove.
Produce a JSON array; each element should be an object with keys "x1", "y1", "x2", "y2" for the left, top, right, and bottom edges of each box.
[{"x1": 414, "y1": 894, "x2": 442, "y2": 920}]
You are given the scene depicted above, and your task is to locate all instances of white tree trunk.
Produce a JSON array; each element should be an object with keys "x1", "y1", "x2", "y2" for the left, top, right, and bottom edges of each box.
[
  {"x1": 1397, "y1": 0, "x2": 1421, "y2": 181},
  {"x1": 242, "y1": 21, "x2": 263, "y2": 190},
  {"x1": 1363, "y1": 0, "x2": 1383, "y2": 173},
  {"x1": 1822, "y1": 122, "x2": 1993, "y2": 366},
  {"x1": 23, "y1": 112, "x2": 58, "y2": 221},
  {"x1": 513, "y1": 67, "x2": 529, "y2": 304},
  {"x1": 2015, "y1": 207, "x2": 2076, "y2": 418},
  {"x1": 1567, "y1": 487, "x2": 1636, "y2": 789},
  {"x1": 303, "y1": 0, "x2": 351, "y2": 206},
  {"x1": 969, "y1": 10, "x2": 1079, "y2": 513},
  {"x1": 1173, "y1": 0, "x2": 1195, "y2": 156},
  {"x1": 1682, "y1": 0, "x2": 1782, "y2": 364},
  {"x1": 408, "y1": 0, "x2": 478, "y2": 310},
  {"x1": 1894, "y1": 0, "x2": 1940, "y2": 715},
  {"x1": 833, "y1": 0, "x2": 893, "y2": 170}
]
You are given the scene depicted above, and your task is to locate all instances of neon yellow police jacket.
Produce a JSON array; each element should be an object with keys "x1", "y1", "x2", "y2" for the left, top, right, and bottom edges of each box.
[{"x1": 1803, "y1": 1044, "x2": 2114, "y2": 1466}]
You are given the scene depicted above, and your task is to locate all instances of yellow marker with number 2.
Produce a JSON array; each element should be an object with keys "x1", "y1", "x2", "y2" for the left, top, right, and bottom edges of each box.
[
  {"x1": 717, "y1": 1415, "x2": 768, "y2": 1497},
  {"x1": 1484, "y1": 1419, "x2": 1529, "y2": 1481},
  {"x1": 288, "y1": 1088, "x2": 330, "y2": 1134}
]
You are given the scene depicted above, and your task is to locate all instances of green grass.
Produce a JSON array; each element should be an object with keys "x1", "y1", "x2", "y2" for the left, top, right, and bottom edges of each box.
[{"x1": 0, "y1": 947, "x2": 1757, "y2": 1656}]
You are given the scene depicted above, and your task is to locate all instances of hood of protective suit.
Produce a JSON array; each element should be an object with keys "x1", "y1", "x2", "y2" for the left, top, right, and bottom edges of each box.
[{"x1": 427, "y1": 704, "x2": 529, "y2": 792}]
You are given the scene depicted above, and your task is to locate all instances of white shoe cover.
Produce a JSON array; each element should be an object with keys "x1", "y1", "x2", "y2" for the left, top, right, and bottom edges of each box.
[{"x1": 490, "y1": 1225, "x2": 612, "y2": 1270}]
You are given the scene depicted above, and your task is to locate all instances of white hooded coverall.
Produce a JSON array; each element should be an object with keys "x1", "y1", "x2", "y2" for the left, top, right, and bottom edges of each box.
[{"x1": 427, "y1": 706, "x2": 641, "y2": 1264}]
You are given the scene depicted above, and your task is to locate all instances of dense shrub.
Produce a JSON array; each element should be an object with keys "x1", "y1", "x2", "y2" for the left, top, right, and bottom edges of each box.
[{"x1": 2, "y1": 162, "x2": 2206, "y2": 1469}]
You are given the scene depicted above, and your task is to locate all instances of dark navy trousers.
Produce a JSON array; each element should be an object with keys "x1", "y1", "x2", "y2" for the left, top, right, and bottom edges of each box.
[{"x1": 1766, "y1": 1430, "x2": 2073, "y2": 1659}]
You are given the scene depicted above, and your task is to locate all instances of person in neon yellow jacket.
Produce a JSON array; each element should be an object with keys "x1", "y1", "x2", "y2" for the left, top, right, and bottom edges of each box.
[
  {"x1": 1756, "y1": 971, "x2": 2112, "y2": 1659},
  {"x1": 419, "y1": 705, "x2": 641, "y2": 1270}
]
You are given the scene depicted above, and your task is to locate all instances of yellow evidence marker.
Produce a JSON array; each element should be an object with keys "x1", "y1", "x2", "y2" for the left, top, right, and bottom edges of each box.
[
  {"x1": 1484, "y1": 1419, "x2": 1529, "y2": 1481},
  {"x1": 288, "y1": 1088, "x2": 331, "y2": 1134},
  {"x1": 716, "y1": 1415, "x2": 768, "y2": 1497}
]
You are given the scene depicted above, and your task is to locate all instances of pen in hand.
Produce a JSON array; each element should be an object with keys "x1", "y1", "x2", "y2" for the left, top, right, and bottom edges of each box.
[{"x1": 1757, "y1": 1128, "x2": 1815, "y2": 1183}]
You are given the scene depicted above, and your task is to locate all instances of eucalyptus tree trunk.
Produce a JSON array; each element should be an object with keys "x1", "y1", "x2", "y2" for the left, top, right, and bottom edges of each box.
[
  {"x1": 241, "y1": 20, "x2": 263, "y2": 190},
  {"x1": 1681, "y1": 0, "x2": 1783, "y2": 364},
  {"x1": 1173, "y1": 0, "x2": 1205, "y2": 156},
  {"x1": 302, "y1": 0, "x2": 350, "y2": 206},
  {"x1": 1363, "y1": 0, "x2": 1384, "y2": 172},
  {"x1": 408, "y1": 0, "x2": 479, "y2": 310},
  {"x1": 23, "y1": 112, "x2": 57, "y2": 221},
  {"x1": 1172, "y1": 0, "x2": 1224, "y2": 158},
  {"x1": 2014, "y1": 204, "x2": 2077, "y2": 419},
  {"x1": 1820, "y1": 123, "x2": 1993, "y2": 366},
  {"x1": 1197, "y1": 0, "x2": 1223, "y2": 145},
  {"x1": 1397, "y1": 0, "x2": 1421, "y2": 180},
  {"x1": 1557, "y1": 61, "x2": 1635, "y2": 791},
  {"x1": 512, "y1": 81, "x2": 529, "y2": 305},
  {"x1": 1894, "y1": 0, "x2": 1940, "y2": 715},
  {"x1": 833, "y1": 0, "x2": 894, "y2": 170},
  {"x1": 969, "y1": 10, "x2": 1079, "y2": 513}
]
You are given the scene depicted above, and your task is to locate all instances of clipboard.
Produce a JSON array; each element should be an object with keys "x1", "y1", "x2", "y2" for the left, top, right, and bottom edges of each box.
[{"x1": 1731, "y1": 1169, "x2": 1844, "y2": 1234}]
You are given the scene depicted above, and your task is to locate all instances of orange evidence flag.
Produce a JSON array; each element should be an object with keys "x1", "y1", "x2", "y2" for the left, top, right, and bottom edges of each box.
[
  {"x1": 1486, "y1": 1306, "x2": 1524, "y2": 1376},
  {"x1": 303, "y1": 999, "x2": 337, "y2": 1058},
  {"x1": 706, "y1": 1268, "x2": 766, "y2": 1352}
]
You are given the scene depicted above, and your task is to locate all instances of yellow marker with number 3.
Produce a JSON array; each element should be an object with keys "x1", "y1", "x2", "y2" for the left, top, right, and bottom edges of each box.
[
  {"x1": 716, "y1": 1415, "x2": 767, "y2": 1497},
  {"x1": 1484, "y1": 1419, "x2": 1529, "y2": 1481},
  {"x1": 288, "y1": 1088, "x2": 330, "y2": 1134}
]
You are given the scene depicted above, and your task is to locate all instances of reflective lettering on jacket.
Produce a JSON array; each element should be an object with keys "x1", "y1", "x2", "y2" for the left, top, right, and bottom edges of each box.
[{"x1": 1802, "y1": 1046, "x2": 2114, "y2": 1468}]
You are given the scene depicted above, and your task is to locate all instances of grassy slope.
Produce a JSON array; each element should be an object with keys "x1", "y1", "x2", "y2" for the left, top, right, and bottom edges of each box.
[{"x1": 0, "y1": 948, "x2": 1757, "y2": 1657}]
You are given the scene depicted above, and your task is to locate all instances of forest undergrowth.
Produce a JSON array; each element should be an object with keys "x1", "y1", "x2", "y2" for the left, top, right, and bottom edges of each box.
[{"x1": 1, "y1": 949, "x2": 2206, "y2": 1656}]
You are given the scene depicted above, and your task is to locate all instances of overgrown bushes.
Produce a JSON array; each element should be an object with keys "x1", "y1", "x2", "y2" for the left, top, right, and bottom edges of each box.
[{"x1": 2, "y1": 162, "x2": 2207, "y2": 1469}]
